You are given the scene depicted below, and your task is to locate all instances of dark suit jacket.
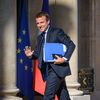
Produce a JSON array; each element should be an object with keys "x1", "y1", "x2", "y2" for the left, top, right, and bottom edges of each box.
[{"x1": 33, "y1": 26, "x2": 75, "y2": 78}]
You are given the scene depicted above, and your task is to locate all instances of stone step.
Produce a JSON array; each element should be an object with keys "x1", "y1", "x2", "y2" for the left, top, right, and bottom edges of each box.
[
  {"x1": 70, "y1": 95, "x2": 90, "y2": 100},
  {"x1": 0, "y1": 96, "x2": 22, "y2": 100}
]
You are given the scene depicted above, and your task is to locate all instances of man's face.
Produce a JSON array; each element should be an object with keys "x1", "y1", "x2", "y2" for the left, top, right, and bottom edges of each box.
[{"x1": 36, "y1": 16, "x2": 50, "y2": 32}]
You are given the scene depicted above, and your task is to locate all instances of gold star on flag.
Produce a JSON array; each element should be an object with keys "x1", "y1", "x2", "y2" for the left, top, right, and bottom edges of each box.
[
  {"x1": 17, "y1": 48, "x2": 21, "y2": 54},
  {"x1": 20, "y1": 58, "x2": 23, "y2": 64},
  {"x1": 22, "y1": 29, "x2": 26, "y2": 35},
  {"x1": 18, "y1": 38, "x2": 22, "y2": 43}
]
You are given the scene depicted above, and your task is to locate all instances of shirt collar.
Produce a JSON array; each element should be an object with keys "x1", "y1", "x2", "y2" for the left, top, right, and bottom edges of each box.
[{"x1": 45, "y1": 25, "x2": 50, "y2": 33}]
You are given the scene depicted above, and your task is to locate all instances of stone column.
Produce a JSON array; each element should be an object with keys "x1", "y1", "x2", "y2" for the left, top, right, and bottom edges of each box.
[
  {"x1": 63, "y1": 0, "x2": 83, "y2": 96},
  {"x1": 50, "y1": 0, "x2": 83, "y2": 96},
  {"x1": 0, "y1": 0, "x2": 21, "y2": 99}
]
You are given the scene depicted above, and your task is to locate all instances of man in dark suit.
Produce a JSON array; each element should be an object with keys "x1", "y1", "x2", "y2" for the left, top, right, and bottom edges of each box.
[{"x1": 24, "y1": 11, "x2": 75, "y2": 100}]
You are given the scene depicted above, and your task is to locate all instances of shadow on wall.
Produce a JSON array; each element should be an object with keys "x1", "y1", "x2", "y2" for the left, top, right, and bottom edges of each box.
[
  {"x1": 78, "y1": 0, "x2": 92, "y2": 69},
  {"x1": 50, "y1": 4, "x2": 74, "y2": 34}
]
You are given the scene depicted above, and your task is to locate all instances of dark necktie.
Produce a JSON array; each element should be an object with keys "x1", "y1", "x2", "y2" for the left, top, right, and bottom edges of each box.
[
  {"x1": 38, "y1": 32, "x2": 48, "y2": 80},
  {"x1": 38, "y1": 32, "x2": 45, "y2": 68}
]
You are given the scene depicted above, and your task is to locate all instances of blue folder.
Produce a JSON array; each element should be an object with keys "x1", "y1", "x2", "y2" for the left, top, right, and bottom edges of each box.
[{"x1": 43, "y1": 43, "x2": 67, "y2": 62}]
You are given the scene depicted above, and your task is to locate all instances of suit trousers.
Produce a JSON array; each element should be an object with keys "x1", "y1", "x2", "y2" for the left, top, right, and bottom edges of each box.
[{"x1": 43, "y1": 66, "x2": 71, "y2": 100}]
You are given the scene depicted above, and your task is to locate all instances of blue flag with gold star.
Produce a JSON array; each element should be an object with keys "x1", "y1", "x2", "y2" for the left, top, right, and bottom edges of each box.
[{"x1": 16, "y1": 0, "x2": 34, "y2": 99}]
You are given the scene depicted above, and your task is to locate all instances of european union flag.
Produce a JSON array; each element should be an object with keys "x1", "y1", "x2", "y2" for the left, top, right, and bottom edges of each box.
[{"x1": 16, "y1": 0, "x2": 34, "y2": 99}]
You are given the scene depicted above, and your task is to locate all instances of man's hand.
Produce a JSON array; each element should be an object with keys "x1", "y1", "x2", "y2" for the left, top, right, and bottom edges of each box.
[
  {"x1": 54, "y1": 55, "x2": 65, "y2": 64},
  {"x1": 24, "y1": 46, "x2": 34, "y2": 57}
]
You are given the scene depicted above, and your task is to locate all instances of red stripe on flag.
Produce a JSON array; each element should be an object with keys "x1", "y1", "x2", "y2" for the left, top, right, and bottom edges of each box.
[
  {"x1": 33, "y1": 60, "x2": 46, "y2": 95},
  {"x1": 33, "y1": 59, "x2": 58, "y2": 100}
]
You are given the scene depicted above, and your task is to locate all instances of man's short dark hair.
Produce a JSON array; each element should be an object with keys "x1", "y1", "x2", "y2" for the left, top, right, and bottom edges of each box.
[{"x1": 35, "y1": 11, "x2": 50, "y2": 21}]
